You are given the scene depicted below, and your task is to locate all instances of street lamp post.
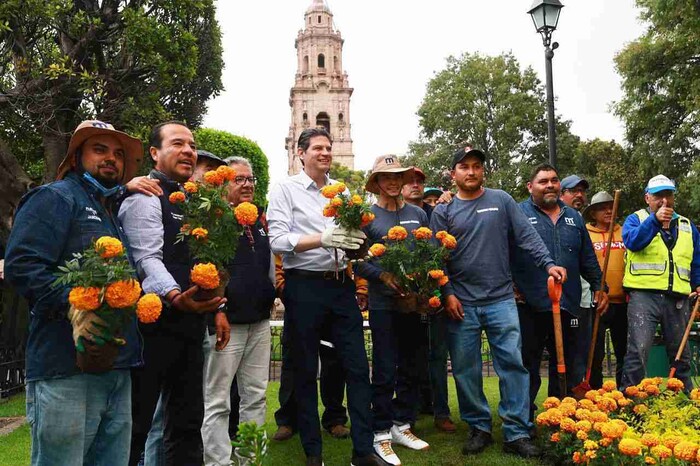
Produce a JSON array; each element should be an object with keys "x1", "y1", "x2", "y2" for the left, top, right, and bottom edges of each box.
[{"x1": 528, "y1": 0, "x2": 564, "y2": 167}]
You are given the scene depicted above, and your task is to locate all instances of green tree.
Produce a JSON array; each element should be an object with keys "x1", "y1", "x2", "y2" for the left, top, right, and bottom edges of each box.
[
  {"x1": 329, "y1": 162, "x2": 368, "y2": 194},
  {"x1": 0, "y1": 0, "x2": 223, "y2": 243},
  {"x1": 194, "y1": 129, "x2": 269, "y2": 207},
  {"x1": 410, "y1": 52, "x2": 579, "y2": 199},
  {"x1": 614, "y1": 0, "x2": 700, "y2": 185}
]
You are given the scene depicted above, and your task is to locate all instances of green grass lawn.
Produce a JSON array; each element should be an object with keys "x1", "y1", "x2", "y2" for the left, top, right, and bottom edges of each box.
[{"x1": 0, "y1": 377, "x2": 548, "y2": 466}]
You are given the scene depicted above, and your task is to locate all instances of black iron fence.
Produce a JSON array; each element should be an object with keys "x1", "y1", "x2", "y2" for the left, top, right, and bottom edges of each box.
[{"x1": 0, "y1": 282, "x2": 28, "y2": 398}]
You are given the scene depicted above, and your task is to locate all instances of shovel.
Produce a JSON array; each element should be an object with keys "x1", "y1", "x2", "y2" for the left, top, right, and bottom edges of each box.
[
  {"x1": 547, "y1": 276, "x2": 567, "y2": 397},
  {"x1": 573, "y1": 190, "x2": 621, "y2": 399},
  {"x1": 668, "y1": 297, "x2": 700, "y2": 379}
]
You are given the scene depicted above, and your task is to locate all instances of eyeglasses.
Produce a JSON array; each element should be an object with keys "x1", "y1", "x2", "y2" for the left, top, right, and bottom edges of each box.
[
  {"x1": 563, "y1": 187, "x2": 586, "y2": 195},
  {"x1": 234, "y1": 176, "x2": 257, "y2": 185}
]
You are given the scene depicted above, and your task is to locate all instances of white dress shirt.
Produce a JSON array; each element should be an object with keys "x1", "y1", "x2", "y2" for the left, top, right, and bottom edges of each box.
[{"x1": 267, "y1": 170, "x2": 347, "y2": 271}]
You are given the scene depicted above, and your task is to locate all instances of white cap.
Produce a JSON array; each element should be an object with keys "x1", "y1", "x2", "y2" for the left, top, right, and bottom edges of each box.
[{"x1": 645, "y1": 175, "x2": 676, "y2": 194}]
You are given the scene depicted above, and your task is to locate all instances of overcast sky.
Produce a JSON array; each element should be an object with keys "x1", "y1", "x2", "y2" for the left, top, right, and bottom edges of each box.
[{"x1": 203, "y1": 0, "x2": 646, "y2": 185}]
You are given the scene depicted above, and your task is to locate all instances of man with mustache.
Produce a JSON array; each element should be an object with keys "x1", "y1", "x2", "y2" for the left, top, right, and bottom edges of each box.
[
  {"x1": 201, "y1": 156, "x2": 276, "y2": 465},
  {"x1": 119, "y1": 121, "x2": 225, "y2": 466},
  {"x1": 511, "y1": 164, "x2": 607, "y2": 422},
  {"x1": 5, "y1": 120, "x2": 144, "y2": 465}
]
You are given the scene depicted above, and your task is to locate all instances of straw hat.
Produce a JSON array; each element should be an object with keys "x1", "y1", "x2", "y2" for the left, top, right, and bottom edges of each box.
[
  {"x1": 364, "y1": 155, "x2": 415, "y2": 194},
  {"x1": 583, "y1": 191, "x2": 614, "y2": 221},
  {"x1": 56, "y1": 120, "x2": 143, "y2": 182}
]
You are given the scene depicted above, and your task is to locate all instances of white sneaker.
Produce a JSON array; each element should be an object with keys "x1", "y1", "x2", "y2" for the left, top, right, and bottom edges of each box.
[
  {"x1": 373, "y1": 431, "x2": 401, "y2": 465},
  {"x1": 390, "y1": 423, "x2": 429, "y2": 450}
]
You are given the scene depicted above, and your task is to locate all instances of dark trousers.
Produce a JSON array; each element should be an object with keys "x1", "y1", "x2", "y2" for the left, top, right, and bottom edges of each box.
[
  {"x1": 518, "y1": 304, "x2": 590, "y2": 422},
  {"x1": 369, "y1": 307, "x2": 425, "y2": 432},
  {"x1": 428, "y1": 312, "x2": 451, "y2": 419},
  {"x1": 283, "y1": 274, "x2": 373, "y2": 457},
  {"x1": 229, "y1": 376, "x2": 240, "y2": 438},
  {"x1": 416, "y1": 315, "x2": 433, "y2": 414},
  {"x1": 129, "y1": 331, "x2": 204, "y2": 466},
  {"x1": 590, "y1": 302, "x2": 628, "y2": 388},
  {"x1": 275, "y1": 322, "x2": 349, "y2": 431}
]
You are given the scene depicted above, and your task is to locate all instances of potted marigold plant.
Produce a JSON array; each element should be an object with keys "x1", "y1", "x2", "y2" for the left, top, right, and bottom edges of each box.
[
  {"x1": 320, "y1": 182, "x2": 375, "y2": 260},
  {"x1": 368, "y1": 226, "x2": 455, "y2": 314},
  {"x1": 170, "y1": 165, "x2": 259, "y2": 300},
  {"x1": 53, "y1": 236, "x2": 162, "y2": 372},
  {"x1": 231, "y1": 421, "x2": 269, "y2": 466}
]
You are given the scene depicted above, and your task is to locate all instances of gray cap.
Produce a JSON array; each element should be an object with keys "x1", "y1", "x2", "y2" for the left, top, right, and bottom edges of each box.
[{"x1": 583, "y1": 191, "x2": 614, "y2": 221}]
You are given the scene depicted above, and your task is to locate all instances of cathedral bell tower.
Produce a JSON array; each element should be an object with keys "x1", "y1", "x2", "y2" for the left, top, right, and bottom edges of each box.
[{"x1": 285, "y1": 0, "x2": 354, "y2": 175}]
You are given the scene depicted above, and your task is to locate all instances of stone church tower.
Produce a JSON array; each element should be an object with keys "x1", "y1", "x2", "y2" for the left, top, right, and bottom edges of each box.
[{"x1": 285, "y1": 0, "x2": 354, "y2": 175}]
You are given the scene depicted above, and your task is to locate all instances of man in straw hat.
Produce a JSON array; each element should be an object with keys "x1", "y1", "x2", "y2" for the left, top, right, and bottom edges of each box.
[
  {"x1": 620, "y1": 175, "x2": 700, "y2": 391},
  {"x1": 5, "y1": 120, "x2": 145, "y2": 465},
  {"x1": 583, "y1": 191, "x2": 627, "y2": 388},
  {"x1": 267, "y1": 127, "x2": 382, "y2": 466},
  {"x1": 431, "y1": 148, "x2": 566, "y2": 459},
  {"x1": 355, "y1": 155, "x2": 431, "y2": 465}
]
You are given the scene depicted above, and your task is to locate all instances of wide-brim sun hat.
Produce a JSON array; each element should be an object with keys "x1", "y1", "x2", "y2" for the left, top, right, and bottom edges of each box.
[
  {"x1": 364, "y1": 154, "x2": 415, "y2": 194},
  {"x1": 583, "y1": 191, "x2": 614, "y2": 221},
  {"x1": 56, "y1": 120, "x2": 143, "y2": 182}
]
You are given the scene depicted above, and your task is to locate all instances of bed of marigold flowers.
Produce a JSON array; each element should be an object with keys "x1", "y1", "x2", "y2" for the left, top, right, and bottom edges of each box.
[{"x1": 537, "y1": 378, "x2": 700, "y2": 465}]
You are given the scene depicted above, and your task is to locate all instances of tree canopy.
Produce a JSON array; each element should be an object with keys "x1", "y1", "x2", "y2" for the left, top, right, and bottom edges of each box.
[
  {"x1": 329, "y1": 162, "x2": 368, "y2": 194},
  {"x1": 194, "y1": 129, "x2": 269, "y2": 207}
]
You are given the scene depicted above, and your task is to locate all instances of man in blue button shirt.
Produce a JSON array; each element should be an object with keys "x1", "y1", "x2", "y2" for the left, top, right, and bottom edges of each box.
[{"x1": 512, "y1": 163, "x2": 607, "y2": 423}]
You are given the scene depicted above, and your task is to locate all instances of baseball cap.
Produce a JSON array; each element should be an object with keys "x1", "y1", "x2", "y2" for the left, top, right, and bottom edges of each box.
[
  {"x1": 197, "y1": 150, "x2": 226, "y2": 167},
  {"x1": 645, "y1": 175, "x2": 676, "y2": 194},
  {"x1": 451, "y1": 146, "x2": 486, "y2": 169},
  {"x1": 424, "y1": 187, "x2": 443, "y2": 198},
  {"x1": 561, "y1": 175, "x2": 589, "y2": 190},
  {"x1": 412, "y1": 167, "x2": 426, "y2": 182}
]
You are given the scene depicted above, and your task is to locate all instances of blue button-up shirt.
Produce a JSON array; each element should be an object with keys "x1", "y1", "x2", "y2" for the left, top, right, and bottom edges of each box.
[{"x1": 511, "y1": 197, "x2": 602, "y2": 316}]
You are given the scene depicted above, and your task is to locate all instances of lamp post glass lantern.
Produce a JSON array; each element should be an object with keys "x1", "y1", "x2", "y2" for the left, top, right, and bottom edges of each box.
[{"x1": 528, "y1": 0, "x2": 563, "y2": 167}]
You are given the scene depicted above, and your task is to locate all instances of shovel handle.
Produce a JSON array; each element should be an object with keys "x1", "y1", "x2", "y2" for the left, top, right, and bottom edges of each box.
[{"x1": 668, "y1": 297, "x2": 700, "y2": 379}]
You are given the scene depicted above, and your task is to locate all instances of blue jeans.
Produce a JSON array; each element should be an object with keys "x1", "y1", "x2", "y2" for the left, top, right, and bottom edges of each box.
[
  {"x1": 429, "y1": 312, "x2": 451, "y2": 419},
  {"x1": 138, "y1": 395, "x2": 164, "y2": 466},
  {"x1": 621, "y1": 291, "x2": 694, "y2": 390},
  {"x1": 26, "y1": 370, "x2": 131, "y2": 466},
  {"x1": 448, "y1": 298, "x2": 531, "y2": 442}
]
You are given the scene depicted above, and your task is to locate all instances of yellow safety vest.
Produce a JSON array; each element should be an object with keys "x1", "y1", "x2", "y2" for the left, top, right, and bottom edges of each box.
[{"x1": 623, "y1": 209, "x2": 694, "y2": 294}]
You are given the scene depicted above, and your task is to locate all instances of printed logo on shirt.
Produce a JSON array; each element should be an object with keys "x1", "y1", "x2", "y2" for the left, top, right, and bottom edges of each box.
[
  {"x1": 528, "y1": 217, "x2": 538, "y2": 224},
  {"x1": 565, "y1": 217, "x2": 576, "y2": 226},
  {"x1": 85, "y1": 206, "x2": 102, "y2": 222},
  {"x1": 477, "y1": 207, "x2": 499, "y2": 213},
  {"x1": 259, "y1": 228, "x2": 267, "y2": 236},
  {"x1": 592, "y1": 241, "x2": 625, "y2": 251},
  {"x1": 400, "y1": 220, "x2": 421, "y2": 226},
  {"x1": 570, "y1": 318, "x2": 579, "y2": 328},
  {"x1": 171, "y1": 212, "x2": 184, "y2": 221}
]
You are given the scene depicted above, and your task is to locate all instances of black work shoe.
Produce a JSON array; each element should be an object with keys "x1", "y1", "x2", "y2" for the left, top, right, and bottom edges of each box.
[
  {"x1": 529, "y1": 425, "x2": 537, "y2": 439},
  {"x1": 306, "y1": 455, "x2": 324, "y2": 466},
  {"x1": 503, "y1": 437, "x2": 542, "y2": 458},
  {"x1": 350, "y1": 452, "x2": 384, "y2": 465},
  {"x1": 462, "y1": 429, "x2": 493, "y2": 455}
]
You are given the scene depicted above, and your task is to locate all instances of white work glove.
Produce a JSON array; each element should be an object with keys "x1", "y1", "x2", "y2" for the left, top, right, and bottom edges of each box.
[
  {"x1": 68, "y1": 306, "x2": 110, "y2": 352},
  {"x1": 321, "y1": 226, "x2": 366, "y2": 250}
]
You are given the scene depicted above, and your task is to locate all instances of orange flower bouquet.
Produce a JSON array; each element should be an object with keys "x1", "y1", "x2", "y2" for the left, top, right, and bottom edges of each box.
[
  {"x1": 368, "y1": 226, "x2": 455, "y2": 314},
  {"x1": 53, "y1": 236, "x2": 162, "y2": 372},
  {"x1": 171, "y1": 165, "x2": 259, "y2": 299},
  {"x1": 321, "y1": 182, "x2": 375, "y2": 260}
]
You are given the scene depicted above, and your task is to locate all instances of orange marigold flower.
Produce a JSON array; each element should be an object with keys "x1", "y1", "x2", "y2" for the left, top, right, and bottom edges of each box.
[
  {"x1": 575, "y1": 408, "x2": 591, "y2": 421},
  {"x1": 105, "y1": 279, "x2": 142, "y2": 309},
  {"x1": 589, "y1": 411, "x2": 608, "y2": 423},
  {"x1": 673, "y1": 441, "x2": 699, "y2": 461},
  {"x1": 600, "y1": 422, "x2": 624, "y2": 439},
  {"x1": 584, "y1": 440, "x2": 599, "y2": 451},
  {"x1": 651, "y1": 445, "x2": 672, "y2": 459},
  {"x1": 550, "y1": 432, "x2": 560, "y2": 443},
  {"x1": 617, "y1": 397, "x2": 632, "y2": 407},
  {"x1": 216, "y1": 164, "x2": 236, "y2": 181},
  {"x1": 323, "y1": 204, "x2": 337, "y2": 218},
  {"x1": 136, "y1": 294, "x2": 162, "y2": 324},
  {"x1": 625, "y1": 386, "x2": 640, "y2": 397},
  {"x1": 561, "y1": 396, "x2": 577, "y2": 405},
  {"x1": 585, "y1": 390, "x2": 599, "y2": 401},
  {"x1": 535, "y1": 412, "x2": 548, "y2": 426},
  {"x1": 368, "y1": 243, "x2": 386, "y2": 257},
  {"x1": 428, "y1": 296, "x2": 441, "y2": 308},
  {"x1": 180, "y1": 223, "x2": 191, "y2": 233},
  {"x1": 662, "y1": 435, "x2": 682, "y2": 451},
  {"x1": 559, "y1": 403, "x2": 576, "y2": 417},
  {"x1": 69, "y1": 286, "x2": 101, "y2": 311},
  {"x1": 602, "y1": 380, "x2": 617, "y2": 392},
  {"x1": 441, "y1": 234, "x2": 457, "y2": 250},
  {"x1": 360, "y1": 212, "x2": 375, "y2": 227},
  {"x1": 438, "y1": 275, "x2": 449, "y2": 287},
  {"x1": 190, "y1": 263, "x2": 220, "y2": 290},
  {"x1": 413, "y1": 227, "x2": 433, "y2": 240},
  {"x1": 234, "y1": 202, "x2": 258, "y2": 226},
  {"x1": 203, "y1": 170, "x2": 224, "y2": 186},
  {"x1": 191, "y1": 227, "x2": 208, "y2": 240},
  {"x1": 428, "y1": 270, "x2": 445, "y2": 280},
  {"x1": 633, "y1": 404, "x2": 648, "y2": 415},
  {"x1": 321, "y1": 185, "x2": 340, "y2": 199},
  {"x1": 619, "y1": 438, "x2": 643, "y2": 456},
  {"x1": 387, "y1": 226, "x2": 408, "y2": 241},
  {"x1": 666, "y1": 378, "x2": 684, "y2": 392},
  {"x1": 611, "y1": 419, "x2": 628, "y2": 432},
  {"x1": 575, "y1": 420, "x2": 592, "y2": 433},
  {"x1": 691, "y1": 388, "x2": 700, "y2": 401},
  {"x1": 641, "y1": 433, "x2": 660, "y2": 448},
  {"x1": 544, "y1": 408, "x2": 563, "y2": 426},
  {"x1": 560, "y1": 417, "x2": 576, "y2": 433},
  {"x1": 335, "y1": 183, "x2": 346, "y2": 193},
  {"x1": 585, "y1": 450, "x2": 597, "y2": 461},
  {"x1": 597, "y1": 397, "x2": 618, "y2": 412},
  {"x1": 169, "y1": 191, "x2": 186, "y2": 203},
  {"x1": 183, "y1": 181, "x2": 198, "y2": 193},
  {"x1": 599, "y1": 437, "x2": 613, "y2": 447},
  {"x1": 572, "y1": 451, "x2": 585, "y2": 464},
  {"x1": 576, "y1": 430, "x2": 588, "y2": 441},
  {"x1": 95, "y1": 236, "x2": 124, "y2": 259},
  {"x1": 609, "y1": 390, "x2": 624, "y2": 400},
  {"x1": 330, "y1": 197, "x2": 343, "y2": 207},
  {"x1": 645, "y1": 384, "x2": 660, "y2": 396},
  {"x1": 644, "y1": 456, "x2": 656, "y2": 465},
  {"x1": 578, "y1": 399, "x2": 595, "y2": 410},
  {"x1": 435, "y1": 230, "x2": 448, "y2": 240},
  {"x1": 351, "y1": 194, "x2": 363, "y2": 205}
]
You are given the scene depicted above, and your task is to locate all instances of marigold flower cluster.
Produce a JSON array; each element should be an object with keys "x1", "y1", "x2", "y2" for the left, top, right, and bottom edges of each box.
[
  {"x1": 368, "y1": 243, "x2": 386, "y2": 258},
  {"x1": 190, "y1": 262, "x2": 220, "y2": 290},
  {"x1": 360, "y1": 212, "x2": 375, "y2": 227},
  {"x1": 216, "y1": 165, "x2": 236, "y2": 182},
  {"x1": 387, "y1": 226, "x2": 408, "y2": 241},
  {"x1": 435, "y1": 230, "x2": 457, "y2": 249},
  {"x1": 136, "y1": 294, "x2": 162, "y2": 323},
  {"x1": 320, "y1": 183, "x2": 346, "y2": 199},
  {"x1": 69, "y1": 286, "x2": 101, "y2": 311},
  {"x1": 105, "y1": 279, "x2": 142, "y2": 309},
  {"x1": 203, "y1": 170, "x2": 224, "y2": 186},
  {"x1": 412, "y1": 227, "x2": 432, "y2": 240},
  {"x1": 428, "y1": 296, "x2": 441, "y2": 308},
  {"x1": 183, "y1": 181, "x2": 198, "y2": 193},
  {"x1": 95, "y1": 236, "x2": 124, "y2": 259},
  {"x1": 234, "y1": 202, "x2": 258, "y2": 226},
  {"x1": 191, "y1": 227, "x2": 208, "y2": 240},
  {"x1": 168, "y1": 191, "x2": 186, "y2": 204}
]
